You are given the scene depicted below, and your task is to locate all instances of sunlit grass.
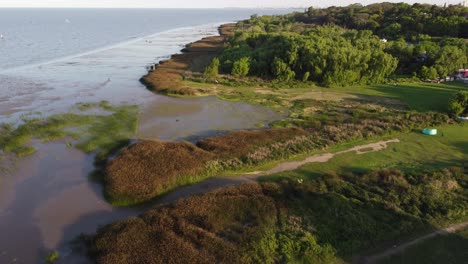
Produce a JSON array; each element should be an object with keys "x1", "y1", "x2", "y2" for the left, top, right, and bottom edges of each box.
[{"x1": 262, "y1": 123, "x2": 468, "y2": 182}]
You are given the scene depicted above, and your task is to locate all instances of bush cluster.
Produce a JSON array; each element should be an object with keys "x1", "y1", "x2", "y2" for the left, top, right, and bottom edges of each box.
[
  {"x1": 448, "y1": 91, "x2": 468, "y2": 117},
  {"x1": 91, "y1": 167, "x2": 467, "y2": 263},
  {"x1": 105, "y1": 128, "x2": 307, "y2": 204}
]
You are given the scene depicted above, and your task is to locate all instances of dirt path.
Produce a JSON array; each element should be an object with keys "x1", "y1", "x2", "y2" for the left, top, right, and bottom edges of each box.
[
  {"x1": 158, "y1": 139, "x2": 399, "y2": 204},
  {"x1": 361, "y1": 221, "x2": 468, "y2": 264}
]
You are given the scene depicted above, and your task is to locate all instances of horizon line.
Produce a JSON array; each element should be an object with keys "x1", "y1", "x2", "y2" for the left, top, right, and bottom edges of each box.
[{"x1": 0, "y1": 6, "x2": 308, "y2": 9}]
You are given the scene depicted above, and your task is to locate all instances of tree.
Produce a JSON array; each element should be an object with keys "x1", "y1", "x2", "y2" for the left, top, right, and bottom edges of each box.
[
  {"x1": 204, "y1": 58, "x2": 219, "y2": 79},
  {"x1": 434, "y1": 45, "x2": 467, "y2": 77},
  {"x1": 302, "y1": 72, "x2": 311, "y2": 82},
  {"x1": 420, "y1": 66, "x2": 438, "y2": 80},
  {"x1": 448, "y1": 91, "x2": 468, "y2": 117},
  {"x1": 272, "y1": 57, "x2": 296, "y2": 81},
  {"x1": 232, "y1": 57, "x2": 250, "y2": 77},
  {"x1": 381, "y1": 23, "x2": 402, "y2": 39}
]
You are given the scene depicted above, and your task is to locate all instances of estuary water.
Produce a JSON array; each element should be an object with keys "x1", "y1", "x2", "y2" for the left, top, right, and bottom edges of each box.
[{"x1": 0, "y1": 8, "x2": 295, "y2": 263}]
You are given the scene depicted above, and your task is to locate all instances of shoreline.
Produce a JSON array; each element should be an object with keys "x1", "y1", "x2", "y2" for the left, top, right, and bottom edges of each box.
[
  {"x1": 139, "y1": 23, "x2": 235, "y2": 96},
  {"x1": 0, "y1": 22, "x2": 229, "y2": 74}
]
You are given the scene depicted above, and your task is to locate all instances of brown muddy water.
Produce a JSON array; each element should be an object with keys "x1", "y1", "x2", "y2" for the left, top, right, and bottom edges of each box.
[{"x1": 0, "y1": 24, "x2": 281, "y2": 263}]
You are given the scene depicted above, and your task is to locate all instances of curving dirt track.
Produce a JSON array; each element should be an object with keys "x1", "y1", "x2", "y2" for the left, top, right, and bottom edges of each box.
[{"x1": 157, "y1": 139, "x2": 400, "y2": 204}]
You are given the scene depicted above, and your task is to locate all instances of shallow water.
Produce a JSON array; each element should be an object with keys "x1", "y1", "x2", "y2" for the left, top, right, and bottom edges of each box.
[{"x1": 0, "y1": 17, "x2": 284, "y2": 264}]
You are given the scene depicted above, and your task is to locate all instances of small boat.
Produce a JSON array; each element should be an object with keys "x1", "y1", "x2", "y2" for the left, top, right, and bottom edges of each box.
[{"x1": 422, "y1": 128, "x2": 437, "y2": 136}]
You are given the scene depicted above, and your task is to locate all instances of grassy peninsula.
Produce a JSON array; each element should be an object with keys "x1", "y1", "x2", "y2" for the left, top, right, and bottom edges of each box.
[{"x1": 88, "y1": 3, "x2": 467, "y2": 263}]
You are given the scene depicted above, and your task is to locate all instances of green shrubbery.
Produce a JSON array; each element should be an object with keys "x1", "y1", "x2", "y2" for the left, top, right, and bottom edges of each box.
[
  {"x1": 44, "y1": 251, "x2": 59, "y2": 263},
  {"x1": 231, "y1": 57, "x2": 250, "y2": 77},
  {"x1": 203, "y1": 57, "x2": 219, "y2": 79},
  {"x1": 228, "y1": 3, "x2": 468, "y2": 81},
  {"x1": 448, "y1": 91, "x2": 468, "y2": 117},
  {"x1": 420, "y1": 66, "x2": 439, "y2": 80},
  {"x1": 90, "y1": 166, "x2": 467, "y2": 263},
  {"x1": 218, "y1": 25, "x2": 397, "y2": 86}
]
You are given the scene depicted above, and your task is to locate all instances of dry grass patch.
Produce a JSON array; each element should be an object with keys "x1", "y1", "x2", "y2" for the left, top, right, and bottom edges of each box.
[
  {"x1": 90, "y1": 166, "x2": 467, "y2": 263},
  {"x1": 105, "y1": 128, "x2": 307, "y2": 205},
  {"x1": 91, "y1": 183, "x2": 280, "y2": 264},
  {"x1": 105, "y1": 140, "x2": 214, "y2": 205},
  {"x1": 196, "y1": 128, "x2": 307, "y2": 158}
]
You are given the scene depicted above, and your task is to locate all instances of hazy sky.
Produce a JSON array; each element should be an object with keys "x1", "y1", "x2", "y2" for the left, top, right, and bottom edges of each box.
[{"x1": 0, "y1": 0, "x2": 461, "y2": 8}]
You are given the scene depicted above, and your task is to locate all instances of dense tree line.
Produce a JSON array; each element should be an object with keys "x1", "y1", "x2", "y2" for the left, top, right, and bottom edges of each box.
[
  {"x1": 218, "y1": 26, "x2": 397, "y2": 86},
  {"x1": 297, "y1": 3, "x2": 468, "y2": 39},
  {"x1": 384, "y1": 35, "x2": 467, "y2": 76},
  {"x1": 213, "y1": 3, "x2": 468, "y2": 84}
]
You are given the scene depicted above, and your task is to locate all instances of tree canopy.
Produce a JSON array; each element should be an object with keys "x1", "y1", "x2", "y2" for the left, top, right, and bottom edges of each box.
[{"x1": 216, "y1": 3, "x2": 468, "y2": 83}]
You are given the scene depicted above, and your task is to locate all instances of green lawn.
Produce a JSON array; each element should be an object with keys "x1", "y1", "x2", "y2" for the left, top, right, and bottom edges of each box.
[
  {"x1": 378, "y1": 227, "x2": 468, "y2": 264},
  {"x1": 184, "y1": 76, "x2": 468, "y2": 113},
  {"x1": 336, "y1": 82, "x2": 468, "y2": 112},
  {"x1": 262, "y1": 123, "x2": 468, "y2": 182}
]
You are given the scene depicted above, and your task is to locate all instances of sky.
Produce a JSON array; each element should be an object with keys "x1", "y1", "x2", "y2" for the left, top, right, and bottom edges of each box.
[{"x1": 0, "y1": 0, "x2": 461, "y2": 8}]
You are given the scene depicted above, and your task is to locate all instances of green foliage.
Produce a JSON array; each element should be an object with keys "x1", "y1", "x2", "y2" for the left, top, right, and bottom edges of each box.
[
  {"x1": 220, "y1": 25, "x2": 397, "y2": 86},
  {"x1": 44, "y1": 250, "x2": 59, "y2": 263},
  {"x1": 298, "y1": 3, "x2": 468, "y2": 40},
  {"x1": 302, "y1": 71, "x2": 311, "y2": 82},
  {"x1": 448, "y1": 91, "x2": 468, "y2": 116},
  {"x1": 273, "y1": 57, "x2": 295, "y2": 81},
  {"x1": 420, "y1": 66, "x2": 438, "y2": 80},
  {"x1": 231, "y1": 57, "x2": 250, "y2": 77},
  {"x1": 0, "y1": 102, "x2": 138, "y2": 157},
  {"x1": 228, "y1": 3, "x2": 468, "y2": 81},
  {"x1": 435, "y1": 45, "x2": 467, "y2": 77},
  {"x1": 91, "y1": 166, "x2": 467, "y2": 263},
  {"x1": 204, "y1": 57, "x2": 220, "y2": 79}
]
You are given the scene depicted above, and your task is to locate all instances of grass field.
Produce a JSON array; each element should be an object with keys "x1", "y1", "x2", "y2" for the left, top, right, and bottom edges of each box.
[
  {"x1": 262, "y1": 123, "x2": 468, "y2": 182},
  {"x1": 338, "y1": 82, "x2": 468, "y2": 112},
  {"x1": 179, "y1": 76, "x2": 468, "y2": 114},
  {"x1": 378, "y1": 227, "x2": 468, "y2": 264}
]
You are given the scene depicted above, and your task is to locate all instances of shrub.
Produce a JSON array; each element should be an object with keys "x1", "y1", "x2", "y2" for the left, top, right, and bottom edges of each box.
[
  {"x1": 105, "y1": 140, "x2": 214, "y2": 205},
  {"x1": 272, "y1": 57, "x2": 296, "y2": 81},
  {"x1": 204, "y1": 57, "x2": 220, "y2": 79},
  {"x1": 105, "y1": 128, "x2": 308, "y2": 204},
  {"x1": 302, "y1": 71, "x2": 311, "y2": 82},
  {"x1": 448, "y1": 91, "x2": 468, "y2": 117},
  {"x1": 90, "y1": 167, "x2": 466, "y2": 263},
  {"x1": 231, "y1": 57, "x2": 250, "y2": 77},
  {"x1": 420, "y1": 66, "x2": 438, "y2": 80},
  {"x1": 196, "y1": 128, "x2": 307, "y2": 159},
  {"x1": 44, "y1": 251, "x2": 59, "y2": 263}
]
